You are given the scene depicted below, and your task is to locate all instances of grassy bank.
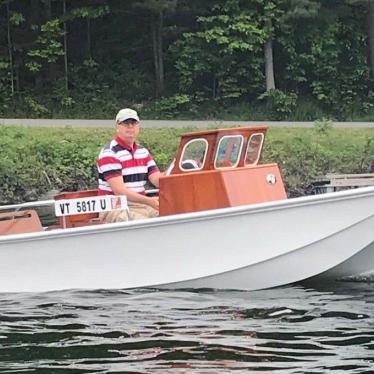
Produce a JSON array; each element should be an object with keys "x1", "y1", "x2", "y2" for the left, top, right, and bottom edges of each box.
[{"x1": 0, "y1": 125, "x2": 373, "y2": 203}]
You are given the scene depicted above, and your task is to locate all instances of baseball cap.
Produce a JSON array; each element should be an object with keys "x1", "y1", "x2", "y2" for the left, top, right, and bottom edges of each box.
[{"x1": 115, "y1": 108, "x2": 140, "y2": 123}]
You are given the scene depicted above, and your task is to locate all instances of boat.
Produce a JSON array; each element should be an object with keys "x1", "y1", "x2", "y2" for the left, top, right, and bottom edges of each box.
[{"x1": 0, "y1": 126, "x2": 373, "y2": 293}]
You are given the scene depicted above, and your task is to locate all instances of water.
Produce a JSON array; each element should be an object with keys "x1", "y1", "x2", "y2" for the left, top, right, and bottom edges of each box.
[{"x1": 0, "y1": 281, "x2": 373, "y2": 373}]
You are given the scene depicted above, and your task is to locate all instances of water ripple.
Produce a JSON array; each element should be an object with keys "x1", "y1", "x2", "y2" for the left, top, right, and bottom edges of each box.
[{"x1": 0, "y1": 283, "x2": 373, "y2": 373}]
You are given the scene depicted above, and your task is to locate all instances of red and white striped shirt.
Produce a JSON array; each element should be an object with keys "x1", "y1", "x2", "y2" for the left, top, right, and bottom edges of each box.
[{"x1": 97, "y1": 136, "x2": 159, "y2": 195}]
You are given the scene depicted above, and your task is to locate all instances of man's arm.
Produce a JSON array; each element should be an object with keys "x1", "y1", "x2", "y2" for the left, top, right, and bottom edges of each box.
[
  {"x1": 107, "y1": 176, "x2": 159, "y2": 210},
  {"x1": 148, "y1": 170, "x2": 163, "y2": 188}
]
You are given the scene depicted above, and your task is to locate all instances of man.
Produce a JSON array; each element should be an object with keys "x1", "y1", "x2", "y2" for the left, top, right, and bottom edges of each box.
[{"x1": 97, "y1": 108, "x2": 161, "y2": 222}]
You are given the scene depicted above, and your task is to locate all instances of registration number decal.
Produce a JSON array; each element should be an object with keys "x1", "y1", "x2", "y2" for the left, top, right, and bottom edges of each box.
[{"x1": 54, "y1": 195, "x2": 128, "y2": 216}]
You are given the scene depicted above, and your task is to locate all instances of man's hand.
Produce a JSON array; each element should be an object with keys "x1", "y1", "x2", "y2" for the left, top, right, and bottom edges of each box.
[
  {"x1": 148, "y1": 196, "x2": 159, "y2": 210},
  {"x1": 108, "y1": 176, "x2": 159, "y2": 209}
]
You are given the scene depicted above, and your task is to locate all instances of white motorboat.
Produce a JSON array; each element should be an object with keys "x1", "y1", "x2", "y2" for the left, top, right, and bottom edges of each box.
[{"x1": 0, "y1": 127, "x2": 373, "y2": 293}]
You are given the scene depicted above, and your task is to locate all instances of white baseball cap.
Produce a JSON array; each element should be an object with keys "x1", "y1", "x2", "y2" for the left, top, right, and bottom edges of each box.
[{"x1": 115, "y1": 108, "x2": 140, "y2": 123}]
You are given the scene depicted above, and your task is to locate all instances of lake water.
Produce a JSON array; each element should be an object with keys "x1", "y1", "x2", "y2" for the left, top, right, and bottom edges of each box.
[{"x1": 0, "y1": 281, "x2": 373, "y2": 373}]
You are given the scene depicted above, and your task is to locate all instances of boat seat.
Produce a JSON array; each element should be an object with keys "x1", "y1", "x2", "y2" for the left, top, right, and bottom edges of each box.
[
  {"x1": 181, "y1": 159, "x2": 200, "y2": 170},
  {"x1": 0, "y1": 210, "x2": 43, "y2": 236}
]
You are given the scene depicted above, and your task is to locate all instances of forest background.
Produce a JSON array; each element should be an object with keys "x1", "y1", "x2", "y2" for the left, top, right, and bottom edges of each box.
[{"x1": 0, "y1": 0, "x2": 374, "y2": 121}]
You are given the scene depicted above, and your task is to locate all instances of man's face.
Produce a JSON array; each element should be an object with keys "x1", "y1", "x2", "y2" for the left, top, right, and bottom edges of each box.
[{"x1": 116, "y1": 119, "x2": 140, "y2": 145}]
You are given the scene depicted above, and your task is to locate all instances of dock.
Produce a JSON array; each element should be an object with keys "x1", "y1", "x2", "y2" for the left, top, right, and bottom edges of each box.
[{"x1": 312, "y1": 173, "x2": 374, "y2": 194}]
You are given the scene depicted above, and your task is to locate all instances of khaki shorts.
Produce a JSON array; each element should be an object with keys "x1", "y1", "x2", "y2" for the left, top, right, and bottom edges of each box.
[{"x1": 100, "y1": 201, "x2": 159, "y2": 223}]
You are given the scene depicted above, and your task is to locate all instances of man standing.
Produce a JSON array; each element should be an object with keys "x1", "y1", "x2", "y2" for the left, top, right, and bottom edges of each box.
[{"x1": 97, "y1": 108, "x2": 161, "y2": 222}]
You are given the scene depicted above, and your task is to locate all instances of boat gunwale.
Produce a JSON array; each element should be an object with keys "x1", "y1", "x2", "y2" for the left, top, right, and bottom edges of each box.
[{"x1": 1, "y1": 185, "x2": 374, "y2": 244}]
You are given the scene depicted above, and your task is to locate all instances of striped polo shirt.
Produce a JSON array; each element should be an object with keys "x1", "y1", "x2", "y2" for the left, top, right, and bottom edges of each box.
[{"x1": 97, "y1": 136, "x2": 159, "y2": 195}]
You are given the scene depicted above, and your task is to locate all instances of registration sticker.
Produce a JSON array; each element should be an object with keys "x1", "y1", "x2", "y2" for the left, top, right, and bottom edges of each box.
[{"x1": 55, "y1": 195, "x2": 128, "y2": 217}]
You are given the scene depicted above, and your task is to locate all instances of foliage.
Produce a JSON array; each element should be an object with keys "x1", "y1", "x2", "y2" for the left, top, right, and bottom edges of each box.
[
  {"x1": 172, "y1": 0, "x2": 267, "y2": 102},
  {"x1": 147, "y1": 94, "x2": 191, "y2": 118},
  {"x1": 0, "y1": 58, "x2": 11, "y2": 114},
  {"x1": 258, "y1": 89, "x2": 297, "y2": 119},
  {"x1": 0, "y1": 0, "x2": 372, "y2": 120},
  {"x1": 276, "y1": 1, "x2": 372, "y2": 120},
  {"x1": 67, "y1": 5, "x2": 110, "y2": 20},
  {"x1": 264, "y1": 127, "x2": 374, "y2": 196},
  {"x1": 308, "y1": 12, "x2": 370, "y2": 119},
  {"x1": 9, "y1": 11, "x2": 25, "y2": 26},
  {"x1": 26, "y1": 19, "x2": 65, "y2": 72},
  {"x1": 24, "y1": 97, "x2": 49, "y2": 117},
  {"x1": 313, "y1": 117, "x2": 334, "y2": 134}
]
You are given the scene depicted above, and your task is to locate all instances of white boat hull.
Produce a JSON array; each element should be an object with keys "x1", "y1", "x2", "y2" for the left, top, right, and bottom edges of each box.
[{"x1": 0, "y1": 186, "x2": 374, "y2": 293}]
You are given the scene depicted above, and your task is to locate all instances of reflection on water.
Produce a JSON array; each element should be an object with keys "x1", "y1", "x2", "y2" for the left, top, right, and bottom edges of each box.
[{"x1": 0, "y1": 282, "x2": 373, "y2": 373}]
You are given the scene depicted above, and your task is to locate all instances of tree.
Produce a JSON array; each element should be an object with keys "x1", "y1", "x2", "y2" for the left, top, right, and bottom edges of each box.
[
  {"x1": 67, "y1": 3, "x2": 110, "y2": 60},
  {"x1": 5, "y1": 0, "x2": 15, "y2": 95},
  {"x1": 62, "y1": 0, "x2": 68, "y2": 92},
  {"x1": 345, "y1": 0, "x2": 374, "y2": 81},
  {"x1": 304, "y1": 1, "x2": 370, "y2": 117},
  {"x1": 132, "y1": 0, "x2": 177, "y2": 97},
  {"x1": 172, "y1": 0, "x2": 267, "y2": 101},
  {"x1": 26, "y1": 18, "x2": 65, "y2": 87},
  {"x1": 0, "y1": 0, "x2": 26, "y2": 95},
  {"x1": 263, "y1": 1, "x2": 278, "y2": 91},
  {"x1": 61, "y1": 1, "x2": 109, "y2": 93},
  {"x1": 369, "y1": 0, "x2": 374, "y2": 79},
  {"x1": 273, "y1": 0, "x2": 319, "y2": 93}
]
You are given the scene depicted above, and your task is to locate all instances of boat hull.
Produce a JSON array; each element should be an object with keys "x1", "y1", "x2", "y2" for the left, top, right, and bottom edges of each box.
[{"x1": 0, "y1": 186, "x2": 374, "y2": 293}]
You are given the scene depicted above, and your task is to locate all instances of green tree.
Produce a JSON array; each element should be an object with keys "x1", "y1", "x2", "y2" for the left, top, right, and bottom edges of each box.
[
  {"x1": 309, "y1": 2, "x2": 370, "y2": 118},
  {"x1": 275, "y1": 0, "x2": 371, "y2": 119},
  {"x1": 172, "y1": 0, "x2": 267, "y2": 101},
  {"x1": 346, "y1": 0, "x2": 374, "y2": 81},
  {"x1": 369, "y1": 0, "x2": 374, "y2": 80},
  {"x1": 26, "y1": 19, "x2": 64, "y2": 79},
  {"x1": 132, "y1": 0, "x2": 177, "y2": 97},
  {"x1": 262, "y1": 0, "x2": 281, "y2": 91}
]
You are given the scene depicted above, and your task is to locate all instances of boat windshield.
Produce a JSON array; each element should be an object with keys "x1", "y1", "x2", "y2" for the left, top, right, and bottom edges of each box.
[
  {"x1": 180, "y1": 138, "x2": 208, "y2": 171},
  {"x1": 215, "y1": 135, "x2": 243, "y2": 168},
  {"x1": 245, "y1": 133, "x2": 264, "y2": 165}
]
